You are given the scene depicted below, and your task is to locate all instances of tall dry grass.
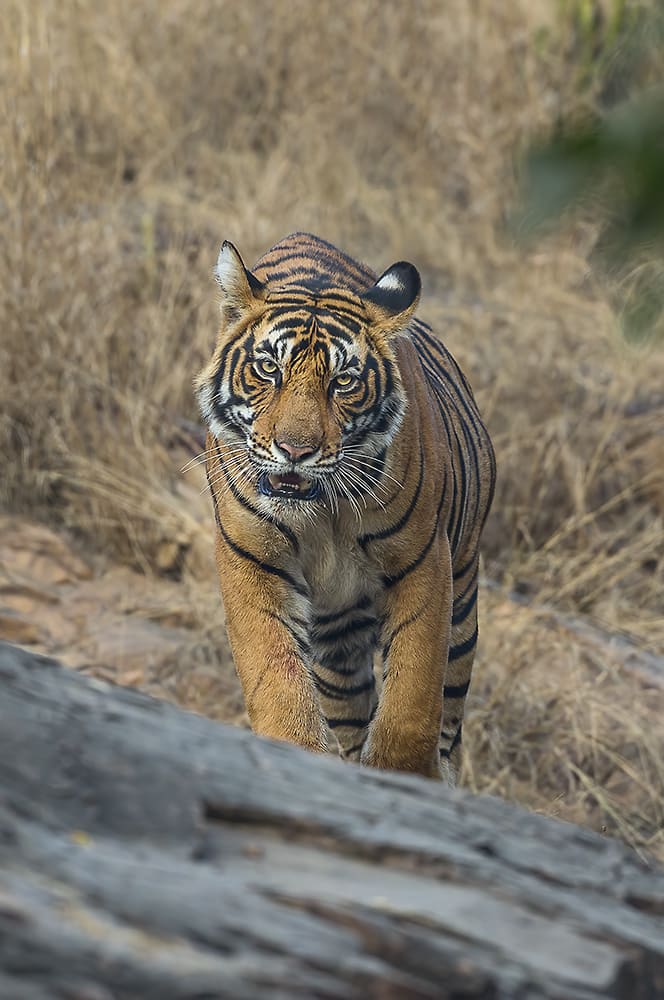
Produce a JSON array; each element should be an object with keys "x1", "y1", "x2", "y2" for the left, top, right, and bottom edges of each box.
[{"x1": 2, "y1": 1, "x2": 663, "y2": 859}]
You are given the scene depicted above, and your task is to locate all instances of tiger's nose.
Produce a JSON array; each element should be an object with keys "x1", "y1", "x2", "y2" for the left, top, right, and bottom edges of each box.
[{"x1": 275, "y1": 440, "x2": 319, "y2": 462}]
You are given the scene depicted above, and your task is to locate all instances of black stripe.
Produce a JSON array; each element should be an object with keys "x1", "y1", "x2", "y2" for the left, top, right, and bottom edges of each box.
[
  {"x1": 327, "y1": 717, "x2": 369, "y2": 729},
  {"x1": 415, "y1": 327, "x2": 491, "y2": 559},
  {"x1": 264, "y1": 266, "x2": 329, "y2": 284},
  {"x1": 378, "y1": 447, "x2": 407, "y2": 506},
  {"x1": 449, "y1": 407, "x2": 481, "y2": 538},
  {"x1": 257, "y1": 233, "x2": 376, "y2": 285},
  {"x1": 440, "y1": 723, "x2": 463, "y2": 758},
  {"x1": 359, "y1": 443, "x2": 424, "y2": 550},
  {"x1": 264, "y1": 299, "x2": 363, "y2": 332},
  {"x1": 260, "y1": 297, "x2": 365, "y2": 332},
  {"x1": 319, "y1": 305, "x2": 365, "y2": 327},
  {"x1": 382, "y1": 469, "x2": 448, "y2": 588},
  {"x1": 415, "y1": 326, "x2": 483, "y2": 433},
  {"x1": 317, "y1": 649, "x2": 365, "y2": 675},
  {"x1": 453, "y1": 553, "x2": 477, "y2": 581},
  {"x1": 451, "y1": 586, "x2": 478, "y2": 626},
  {"x1": 264, "y1": 611, "x2": 311, "y2": 656},
  {"x1": 443, "y1": 680, "x2": 470, "y2": 699},
  {"x1": 360, "y1": 354, "x2": 384, "y2": 406},
  {"x1": 220, "y1": 525, "x2": 307, "y2": 596},
  {"x1": 318, "y1": 660, "x2": 363, "y2": 676},
  {"x1": 312, "y1": 673, "x2": 375, "y2": 700},
  {"x1": 453, "y1": 566, "x2": 479, "y2": 608},
  {"x1": 208, "y1": 487, "x2": 308, "y2": 598},
  {"x1": 314, "y1": 596, "x2": 372, "y2": 625},
  {"x1": 448, "y1": 625, "x2": 478, "y2": 663},
  {"x1": 256, "y1": 248, "x2": 311, "y2": 270},
  {"x1": 263, "y1": 303, "x2": 310, "y2": 319},
  {"x1": 448, "y1": 425, "x2": 468, "y2": 560},
  {"x1": 314, "y1": 616, "x2": 377, "y2": 644},
  {"x1": 414, "y1": 341, "x2": 470, "y2": 559},
  {"x1": 213, "y1": 441, "x2": 299, "y2": 553},
  {"x1": 321, "y1": 323, "x2": 357, "y2": 343},
  {"x1": 424, "y1": 378, "x2": 464, "y2": 560},
  {"x1": 382, "y1": 606, "x2": 424, "y2": 661},
  {"x1": 461, "y1": 415, "x2": 483, "y2": 533}
]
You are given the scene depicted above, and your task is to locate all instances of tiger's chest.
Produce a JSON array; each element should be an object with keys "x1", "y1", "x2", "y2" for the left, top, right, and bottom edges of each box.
[{"x1": 297, "y1": 516, "x2": 383, "y2": 621}]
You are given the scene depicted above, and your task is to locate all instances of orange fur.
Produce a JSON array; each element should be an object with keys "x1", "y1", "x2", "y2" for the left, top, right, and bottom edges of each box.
[{"x1": 197, "y1": 233, "x2": 495, "y2": 782}]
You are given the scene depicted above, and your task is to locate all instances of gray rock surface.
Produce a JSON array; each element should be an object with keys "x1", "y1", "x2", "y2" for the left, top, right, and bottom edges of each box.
[{"x1": 0, "y1": 639, "x2": 663, "y2": 999}]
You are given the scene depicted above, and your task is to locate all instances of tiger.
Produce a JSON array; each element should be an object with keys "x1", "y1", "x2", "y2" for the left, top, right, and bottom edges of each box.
[{"x1": 195, "y1": 232, "x2": 496, "y2": 784}]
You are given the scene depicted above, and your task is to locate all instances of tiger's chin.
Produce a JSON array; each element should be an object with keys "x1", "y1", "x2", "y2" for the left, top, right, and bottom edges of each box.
[{"x1": 258, "y1": 471, "x2": 321, "y2": 502}]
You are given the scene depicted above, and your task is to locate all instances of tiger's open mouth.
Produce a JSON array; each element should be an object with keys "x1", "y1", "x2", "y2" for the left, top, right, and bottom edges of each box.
[{"x1": 259, "y1": 471, "x2": 321, "y2": 501}]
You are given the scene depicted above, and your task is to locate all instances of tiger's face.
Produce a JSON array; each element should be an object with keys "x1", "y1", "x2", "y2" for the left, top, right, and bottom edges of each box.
[{"x1": 196, "y1": 242, "x2": 420, "y2": 511}]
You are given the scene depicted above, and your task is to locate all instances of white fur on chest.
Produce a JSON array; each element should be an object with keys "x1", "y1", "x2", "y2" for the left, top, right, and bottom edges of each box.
[{"x1": 297, "y1": 515, "x2": 381, "y2": 616}]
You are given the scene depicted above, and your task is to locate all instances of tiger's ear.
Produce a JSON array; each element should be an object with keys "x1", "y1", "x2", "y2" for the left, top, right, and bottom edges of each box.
[
  {"x1": 361, "y1": 262, "x2": 421, "y2": 339},
  {"x1": 214, "y1": 241, "x2": 266, "y2": 322}
]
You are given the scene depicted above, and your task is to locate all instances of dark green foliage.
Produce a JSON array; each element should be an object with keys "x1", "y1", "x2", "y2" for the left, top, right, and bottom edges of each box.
[
  {"x1": 521, "y1": 90, "x2": 664, "y2": 249},
  {"x1": 517, "y1": 3, "x2": 664, "y2": 340}
]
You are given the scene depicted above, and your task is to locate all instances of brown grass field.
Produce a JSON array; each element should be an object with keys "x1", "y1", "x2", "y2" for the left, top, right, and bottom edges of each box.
[{"x1": 2, "y1": 0, "x2": 663, "y2": 862}]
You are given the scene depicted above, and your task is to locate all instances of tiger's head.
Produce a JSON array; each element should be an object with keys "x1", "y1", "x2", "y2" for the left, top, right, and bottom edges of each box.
[{"x1": 195, "y1": 241, "x2": 420, "y2": 512}]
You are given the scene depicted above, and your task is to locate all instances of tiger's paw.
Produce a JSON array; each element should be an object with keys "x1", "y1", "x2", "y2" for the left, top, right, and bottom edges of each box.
[{"x1": 360, "y1": 730, "x2": 442, "y2": 780}]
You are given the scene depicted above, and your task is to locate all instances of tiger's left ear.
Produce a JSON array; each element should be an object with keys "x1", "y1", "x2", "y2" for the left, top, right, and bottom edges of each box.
[
  {"x1": 214, "y1": 240, "x2": 266, "y2": 323},
  {"x1": 361, "y1": 262, "x2": 421, "y2": 339}
]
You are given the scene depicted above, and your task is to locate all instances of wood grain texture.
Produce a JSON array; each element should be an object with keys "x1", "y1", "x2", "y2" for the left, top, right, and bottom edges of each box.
[{"x1": 0, "y1": 639, "x2": 663, "y2": 999}]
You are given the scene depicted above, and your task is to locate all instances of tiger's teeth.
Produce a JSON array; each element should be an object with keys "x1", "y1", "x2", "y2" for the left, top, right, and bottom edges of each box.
[{"x1": 268, "y1": 473, "x2": 312, "y2": 493}]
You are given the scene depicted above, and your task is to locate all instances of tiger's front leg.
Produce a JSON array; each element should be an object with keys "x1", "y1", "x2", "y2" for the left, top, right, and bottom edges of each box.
[
  {"x1": 361, "y1": 536, "x2": 452, "y2": 779},
  {"x1": 215, "y1": 533, "x2": 330, "y2": 753}
]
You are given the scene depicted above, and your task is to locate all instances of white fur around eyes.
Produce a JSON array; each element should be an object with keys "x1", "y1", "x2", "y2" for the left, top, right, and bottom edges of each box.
[{"x1": 328, "y1": 343, "x2": 345, "y2": 371}]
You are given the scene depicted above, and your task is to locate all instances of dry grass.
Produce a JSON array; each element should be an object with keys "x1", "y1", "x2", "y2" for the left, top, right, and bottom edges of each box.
[{"x1": 2, "y1": 0, "x2": 664, "y2": 862}]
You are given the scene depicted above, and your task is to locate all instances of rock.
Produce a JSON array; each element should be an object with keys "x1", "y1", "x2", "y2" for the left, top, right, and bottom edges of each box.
[{"x1": 0, "y1": 639, "x2": 663, "y2": 999}]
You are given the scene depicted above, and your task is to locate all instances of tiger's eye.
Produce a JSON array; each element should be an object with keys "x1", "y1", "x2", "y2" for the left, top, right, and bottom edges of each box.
[
  {"x1": 255, "y1": 357, "x2": 279, "y2": 379},
  {"x1": 333, "y1": 372, "x2": 358, "y2": 391}
]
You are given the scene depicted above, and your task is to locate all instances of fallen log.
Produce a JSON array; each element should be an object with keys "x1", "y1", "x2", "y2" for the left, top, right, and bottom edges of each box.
[{"x1": 0, "y1": 639, "x2": 663, "y2": 999}]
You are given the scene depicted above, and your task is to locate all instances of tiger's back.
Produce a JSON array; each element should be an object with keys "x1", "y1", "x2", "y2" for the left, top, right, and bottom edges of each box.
[{"x1": 197, "y1": 232, "x2": 495, "y2": 782}]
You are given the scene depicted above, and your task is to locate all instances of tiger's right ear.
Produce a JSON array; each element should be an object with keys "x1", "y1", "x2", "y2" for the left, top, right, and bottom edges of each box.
[
  {"x1": 214, "y1": 241, "x2": 266, "y2": 321},
  {"x1": 361, "y1": 261, "x2": 421, "y2": 340}
]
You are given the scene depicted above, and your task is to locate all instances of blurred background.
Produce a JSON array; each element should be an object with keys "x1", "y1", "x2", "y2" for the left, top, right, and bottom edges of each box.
[{"x1": 1, "y1": 0, "x2": 663, "y2": 860}]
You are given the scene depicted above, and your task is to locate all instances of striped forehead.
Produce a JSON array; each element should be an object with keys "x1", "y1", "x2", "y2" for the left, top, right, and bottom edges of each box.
[
  {"x1": 256, "y1": 304, "x2": 364, "y2": 369},
  {"x1": 264, "y1": 289, "x2": 365, "y2": 330}
]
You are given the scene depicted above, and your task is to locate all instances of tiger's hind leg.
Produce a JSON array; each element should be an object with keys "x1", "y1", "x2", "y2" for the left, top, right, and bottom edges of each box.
[{"x1": 439, "y1": 558, "x2": 479, "y2": 786}]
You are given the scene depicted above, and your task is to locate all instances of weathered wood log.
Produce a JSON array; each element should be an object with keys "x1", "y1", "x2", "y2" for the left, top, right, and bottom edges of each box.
[{"x1": 0, "y1": 639, "x2": 663, "y2": 999}]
